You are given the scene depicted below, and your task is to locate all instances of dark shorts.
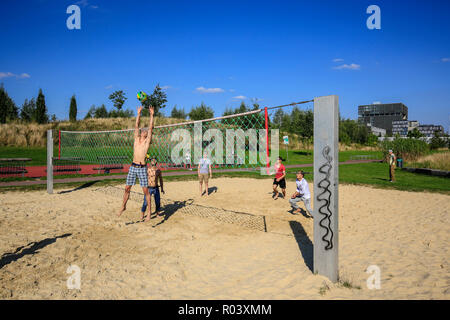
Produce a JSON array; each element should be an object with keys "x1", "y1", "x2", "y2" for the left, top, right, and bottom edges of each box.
[{"x1": 273, "y1": 178, "x2": 286, "y2": 189}]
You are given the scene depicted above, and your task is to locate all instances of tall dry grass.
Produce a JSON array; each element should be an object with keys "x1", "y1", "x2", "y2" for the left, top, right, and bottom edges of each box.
[
  {"x1": 408, "y1": 152, "x2": 450, "y2": 171},
  {"x1": 2, "y1": 118, "x2": 383, "y2": 151},
  {"x1": 0, "y1": 116, "x2": 185, "y2": 147}
]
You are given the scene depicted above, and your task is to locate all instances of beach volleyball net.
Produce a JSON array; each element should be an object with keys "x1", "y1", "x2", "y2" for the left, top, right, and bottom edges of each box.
[{"x1": 59, "y1": 107, "x2": 276, "y2": 169}]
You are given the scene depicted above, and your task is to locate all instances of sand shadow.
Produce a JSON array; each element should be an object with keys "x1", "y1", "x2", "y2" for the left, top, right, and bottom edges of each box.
[
  {"x1": 0, "y1": 233, "x2": 72, "y2": 269},
  {"x1": 207, "y1": 186, "x2": 218, "y2": 195},
  {"x1": 289, "y1": 221, "x2": 313, "y2": 273},
  {"x1": 58, "y1": 181, "x2": 98, "y2": 194},
  {"x1": 152, "y1": 199, "x2": 194, "y2": 228},
  {"x1": 200, "y1": 186, "x2": 218, "y2": 196}
]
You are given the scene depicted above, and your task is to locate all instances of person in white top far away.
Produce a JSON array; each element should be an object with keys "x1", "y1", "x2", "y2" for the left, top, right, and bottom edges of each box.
[{"x1": 289, "y1": 170, "x2": 313, "y2": 218}]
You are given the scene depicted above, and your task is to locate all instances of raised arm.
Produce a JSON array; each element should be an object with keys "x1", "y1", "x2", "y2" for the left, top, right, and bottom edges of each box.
[
  {"x1": 145, "y1": 105, "x2": 155, "y2": 146},
  {"x1": 135, "y1": 106, "x2": 143, "y2": 138}
]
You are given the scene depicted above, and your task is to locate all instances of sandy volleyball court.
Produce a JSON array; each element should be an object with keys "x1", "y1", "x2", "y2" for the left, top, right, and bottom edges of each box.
[{"x1": 0, "y1": 177, "x2": 449, "y2": 299}]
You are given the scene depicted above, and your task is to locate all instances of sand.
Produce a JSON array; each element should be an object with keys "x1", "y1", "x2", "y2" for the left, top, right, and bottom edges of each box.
[{"x1": 0, "y1": 177, "x2": 449, "y2": 299}]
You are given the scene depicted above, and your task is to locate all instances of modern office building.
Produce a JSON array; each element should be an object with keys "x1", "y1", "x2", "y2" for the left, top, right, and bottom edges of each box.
[
  {"x1": 417, "y1": 124, "x2": 444, "y2": 137},
  {"x1": 358, "y1": 103, "x2": 408, "y2": 135},
  {"x1": 366, "y1": 123, "x2": 386, "y2": 137},
  {"x1": 392, "y1": 120, "x2": 419, "y2": 137}
]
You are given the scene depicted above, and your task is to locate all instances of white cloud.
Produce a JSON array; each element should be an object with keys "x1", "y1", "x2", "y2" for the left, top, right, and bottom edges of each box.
[
  {"x1": 0, "y1": 72, "x2": 14, "y2": 79},
  {"x1": 17, "y1": 73, "x2": 30, "y2": 79},
  {"x1": 233, "y1": 95, "x2": 247, "y2": 100},
  {"x1": 160, "y1": 85, "x2": 171, "y2": 90},
  {"x1": 105, "y1": 85, "x2": 113, "y2": 89},
  {"x1": 332, "y1": 63, "x2": 361, "y2": 70},
  {"x1": 229, "y1": 89, "x2": 235, "y2": 92},
  {"x1": 333, "y1": 58, "x2": 344, "y2": 62},
  {"x1": 195, "y1": 86, "x2": 225, "y2": 94},
  {"x1": 0, "y1": 72, "x2": 30, "y2": 79},
  {"x1": 75, "y1": 0, "x2": 98, "y2": 9},
  {"x1": 442, "y1": 58, "x2": 450, "y2": 62}
]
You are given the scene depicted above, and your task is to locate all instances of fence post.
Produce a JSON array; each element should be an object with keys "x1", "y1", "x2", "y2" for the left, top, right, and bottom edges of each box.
[
  {"x1": 47, "y1": 130, "x2": 53, "y2": 194},
  {"x1": 313, "y1": 95, "x2": 339, "y2": 282}
]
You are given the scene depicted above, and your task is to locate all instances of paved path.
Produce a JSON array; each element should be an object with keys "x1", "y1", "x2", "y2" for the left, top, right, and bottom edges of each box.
[{"x1": 0, "y1": 159, "x2": 381, "y2": 187}]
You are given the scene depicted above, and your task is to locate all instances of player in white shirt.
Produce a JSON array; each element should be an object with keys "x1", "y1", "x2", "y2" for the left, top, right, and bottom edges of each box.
[{"x1": 289, "y1": 170, "x2": 313, "y2": 218}]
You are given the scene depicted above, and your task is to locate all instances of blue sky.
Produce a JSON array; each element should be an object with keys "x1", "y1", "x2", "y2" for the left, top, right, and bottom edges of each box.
[{"x1": 0, "y1": 0, "x2": 449, "y2": 129}]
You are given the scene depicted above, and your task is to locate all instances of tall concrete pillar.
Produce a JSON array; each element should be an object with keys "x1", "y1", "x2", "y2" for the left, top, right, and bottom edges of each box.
[{"x1": 313, "y1": 95, "x2": 339, "y2": 282}]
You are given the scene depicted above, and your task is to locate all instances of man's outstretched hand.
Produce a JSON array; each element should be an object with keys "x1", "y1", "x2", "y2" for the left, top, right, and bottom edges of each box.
[
  {"x1": 137, "y1": 106, "x2": 143, "y2": 114},
  {"x1": 149, "y1": 105, "x2": 155, "y2": 116}
]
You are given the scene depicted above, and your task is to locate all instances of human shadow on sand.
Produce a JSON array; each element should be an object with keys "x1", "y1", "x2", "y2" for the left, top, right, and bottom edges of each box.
[
  {"x1": 0, "y1": 233, "x2": 72, "y2": 269},
  {"x1": 202, "y1": 186, "x2": 218, "y2": 196},
  {"x1": 58, "y1": 181, "x2": 98, "y2": 194},
  {"x1": 289, "y1": 221, "x2": 313, "y2": 273},
  {"x1": 152, "y1": 199, "x2": 194, "y2": 228}
]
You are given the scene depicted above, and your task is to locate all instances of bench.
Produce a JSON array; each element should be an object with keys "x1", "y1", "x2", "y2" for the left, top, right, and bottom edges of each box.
[
  {"x1": 0, "y1": 158, "x2": 31, "y2": 177},
  {"x1": 349, "y1": 155, "x2": 377, "y2": 161},
  {"x1": 52, "y1": 157, "x2": 83, "y2": 174},
  {"x1": 94, "y1": 156, "x2": 128, "y2": 173}
]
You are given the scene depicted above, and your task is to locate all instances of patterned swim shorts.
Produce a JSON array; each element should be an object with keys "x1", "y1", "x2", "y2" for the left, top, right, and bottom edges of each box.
[{"x1": 126, "y1": 166, "x2": 148, "y2": 187}]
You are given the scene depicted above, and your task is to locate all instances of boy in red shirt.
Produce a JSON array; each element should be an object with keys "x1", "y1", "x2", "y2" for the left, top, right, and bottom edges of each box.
[{"x1": 273, "y1": 156, "x2": 286, "y2": 200}]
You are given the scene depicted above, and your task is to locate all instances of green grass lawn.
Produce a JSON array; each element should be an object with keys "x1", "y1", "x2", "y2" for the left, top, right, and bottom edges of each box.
[
  {"x1": 0, "y1": 146, "x2": 58, "y2": 166},
  {"x1": 0, "y1": 146, "x2": 382, "y2": 166},
  {"x1": 1, "y1": 146, "x2": 448, "y2": 194}
]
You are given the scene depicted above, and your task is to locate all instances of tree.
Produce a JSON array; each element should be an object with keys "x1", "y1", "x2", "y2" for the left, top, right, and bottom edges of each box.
[
  {"x1": 188, "y1": 102, "x2": 214, "y2": 120},
  {"x1": 222, "y1": 107, "x2": 234, "y2": 117},
  {"x1": 407, "y1": 128, "x2": 424, "y2": 139},
  {"x1": 84, "y1": 105, "x2": 96, "y2": 119},
  {"x1": 95, "y1": 104, "x2": 108, "y2": 118},
  {"x1": 273, "y1": 109, "x2": 284, "y2": 128},
  {"x1": 69, "y1": 95, "x2": 77, "y2": 122},
  {"x1": 171, "y1": 105, "x2": 187, "y2": 119},
  {"x1": 20, "y1": 98, "x2": 36, "y2": 122},
  {"x1": 108, "y1": 90, "x2": 127, "y2": 111},
  {"x1": 141, "y1": 84, "x2": 167, "y2": 116},
  {"x1": 0, "y1": 84, "x2": 18, "y2": 123},
  {"x1": 35, "y1": 89, "x2": 48, "y2": 124},
  {"x1": 429, "y1": 130, "x2": 446, "y2": 150}
]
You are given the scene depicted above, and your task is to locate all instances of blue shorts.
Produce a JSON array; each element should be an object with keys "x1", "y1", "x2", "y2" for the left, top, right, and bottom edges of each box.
[{"x1": 126, "y1": 166, "x2": 148, "y2": 187}]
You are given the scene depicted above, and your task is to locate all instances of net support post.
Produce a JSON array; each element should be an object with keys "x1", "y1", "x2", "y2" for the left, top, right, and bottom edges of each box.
[
  {"x1": 47, "y1": 130, "x2": 53, "y2": 194},
  {"x1": 313, "y1": 95, "x2": 339, "y2": 282}
]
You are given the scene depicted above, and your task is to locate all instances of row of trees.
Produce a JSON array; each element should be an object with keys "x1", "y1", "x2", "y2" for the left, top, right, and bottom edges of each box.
[
  {"x1": 84, "y1": 84, "x2": 168, "y2": 120},
  {"x1": 0, "y1": 84, "x2": 51, "y2": 124},
  {"x1": 3, "y1": 82, "x2": 442, "y2": 149},
  {"x1": 271, "y1": 107, "x2": 378, "y2": 145},
  {"x1": 0, "y1": 83, "x2": 170, "y2": 124}
]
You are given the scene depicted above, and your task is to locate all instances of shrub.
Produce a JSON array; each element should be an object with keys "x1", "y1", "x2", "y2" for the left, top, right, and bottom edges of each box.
[{"x1": 380, "y1": 138, "x2": 429, "y2": 161}]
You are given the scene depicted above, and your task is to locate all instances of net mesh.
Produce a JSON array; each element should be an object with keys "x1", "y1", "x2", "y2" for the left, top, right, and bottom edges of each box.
[
  {"x1": 60, "y1": 109, "x2": 270, "y2": 169},
  {"x1": 96, "y1": 186, "x2": 267, "y2": 232}
]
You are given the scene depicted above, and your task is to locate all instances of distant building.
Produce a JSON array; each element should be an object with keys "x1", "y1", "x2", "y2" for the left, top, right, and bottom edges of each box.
[
  {"x1": 366, "y1": 123, "x2": 386, "y2": 137},
  {"x1": 392, "y1": 120, "x2": 419, "y2": 137},
  {"x1": 358, "y1": 103, "x2": 408, "y2": 135},
  {"x1": 417, "y1": 124, "x2": 444, "y2": 137}
]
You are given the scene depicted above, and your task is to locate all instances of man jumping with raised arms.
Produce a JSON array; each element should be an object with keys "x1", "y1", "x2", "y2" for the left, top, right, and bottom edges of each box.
[{"x1": 118, "y1": 104, "x2": 155, "y2": 221}]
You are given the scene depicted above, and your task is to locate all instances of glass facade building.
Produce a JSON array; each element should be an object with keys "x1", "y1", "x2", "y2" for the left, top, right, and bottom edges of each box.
[{"x1": 358, "y1": 103, "x2": 408, "y2": 135}]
